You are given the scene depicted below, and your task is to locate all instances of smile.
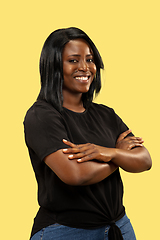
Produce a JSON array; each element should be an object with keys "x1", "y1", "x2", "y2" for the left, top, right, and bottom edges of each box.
[{"x1": 74, "y1": 76, "x2": 90, "y2": 81}]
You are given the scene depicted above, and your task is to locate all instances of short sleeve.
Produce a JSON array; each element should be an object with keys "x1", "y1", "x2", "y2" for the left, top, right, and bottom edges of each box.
[
  {"x1": 114, "y1": 111, "x2": 134, "y2": 138},
  {"x1": 24, "y1": 102, "x2": 69, "y2": 161}
]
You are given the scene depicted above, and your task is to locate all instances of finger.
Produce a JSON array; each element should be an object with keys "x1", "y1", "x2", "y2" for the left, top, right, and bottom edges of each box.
[
  {"x1": 124, "y1": 136, "x2": 140, "y2": 140},
  {"x1": 63, "y1": 143, "x2": 94, "y2": 155},
  {"x1": 123, "y1": 141, "x2": 144, "y2": 150},
  {"x1": 63, "y1": 140, "x2": 91, "y2": 149},
  {"x1": 127, "y1": 143, "x2": 144, "y2": 150},
  {"x1": 127, "y1": 138, "x2": 144, "y2": 144},
  {"x1": 77, "y1": 155, "x2": 94, "y2": 163},
  {"x1": 77, "y1": 150, "x2": 112, "y2": 163},
  {"x1": 63, "y1": 146, "x2": 83, "y2": 154},
  {"x1": 74, "y1": 142, "x2": 92, "y2": 150},
  {"x1": 117, "y1": 129, "x2": 132, "y2": 142},
  {"x1": 135, "y1": 138, "x2": 144, "y2": 143},
  {"x1": 63, "y1": 139, "x2": 76, "y2": 148},
  {"x1": 124, "y1": 138, "x2": 144, "y2": 144},
  {"x1": 125, "y1": 136, "x2": 143, "y2": 141},
  {"x1": 70, "y1": 143, "x2": 94, "y2": 153},
  {"x1": 68, "y1": 147, "x2": 95, "y2": 160},
  {"x1": 136, "y1": 137, "x2": 144, "y2": 143},
  {"x1": 77, "y1": 151, "x2": 99, "y2": 163},
  {"x1": 120, "y1": 137, "x2": 144, "y2": 144}
]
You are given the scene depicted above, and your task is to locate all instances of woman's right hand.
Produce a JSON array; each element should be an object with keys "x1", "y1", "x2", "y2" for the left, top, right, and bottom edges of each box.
[
  {"x1": 62, "y1": 139, "x2": 114, "y2": 163},
  {"x1": 116, "y1": 129, "x2": 144, "y2": 150}
]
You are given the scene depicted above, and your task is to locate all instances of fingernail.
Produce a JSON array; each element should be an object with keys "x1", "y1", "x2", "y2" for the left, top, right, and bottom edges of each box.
[
  {"x1": 63, "y1": 149, "x2": 68, "y2": 152},
  {"x1": 68, "y1": 155, "x2": 73, "y2": 158},
  {"x1": 77, "y1": 159, "x2": 81, "y2": 162},
  {"x1": 63, "y1": 139, "x2": 67, "y2": 142}
]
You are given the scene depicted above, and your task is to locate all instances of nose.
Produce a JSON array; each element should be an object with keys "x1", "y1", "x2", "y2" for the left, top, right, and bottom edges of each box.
[{"x1": 78, "y1": 60, "x2": 89, "y2": 71}]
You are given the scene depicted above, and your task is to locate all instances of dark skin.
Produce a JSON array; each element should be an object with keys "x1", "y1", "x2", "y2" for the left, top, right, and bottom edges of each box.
[
  {"x1": 62, "y1": 39, "x2": 96, "y2": 112},
  {"x1": 62, "y1": 131, "x2": 151, "y2": 173},
  {"x1": 44, "y1": 39, "x2": 152, "y2": 186}
]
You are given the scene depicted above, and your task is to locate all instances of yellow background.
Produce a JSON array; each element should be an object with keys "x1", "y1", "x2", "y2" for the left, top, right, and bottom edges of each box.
[{"x1": 1, "y1": 0, "x2": 159, "y2": 239}]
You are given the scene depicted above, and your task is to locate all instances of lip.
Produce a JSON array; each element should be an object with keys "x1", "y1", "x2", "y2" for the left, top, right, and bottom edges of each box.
[
  {"x1": 74, "y1": 75, "x2": 91, "y2": 83},
  {"x1": 74, "y1": 73, "x2": 90, "y2": 77}
]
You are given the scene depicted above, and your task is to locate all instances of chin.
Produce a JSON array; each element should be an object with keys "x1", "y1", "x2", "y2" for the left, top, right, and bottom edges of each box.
[{"x1": 78, "y1": 87, "x2": 90, "y2": 93}]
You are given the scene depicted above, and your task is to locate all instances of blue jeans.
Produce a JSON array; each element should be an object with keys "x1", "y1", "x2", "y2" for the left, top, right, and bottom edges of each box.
[{"x1": 31, "y1": 214, "x2": 136, "y2": 240}]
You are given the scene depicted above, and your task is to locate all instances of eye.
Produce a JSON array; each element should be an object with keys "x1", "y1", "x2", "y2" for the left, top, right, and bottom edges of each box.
[
  {"x1": 86, "y1": 58, "x2": 94, "y2": 63},
  {"x1": 69, "y1": 59, "x2": 78, "y2": 63}
]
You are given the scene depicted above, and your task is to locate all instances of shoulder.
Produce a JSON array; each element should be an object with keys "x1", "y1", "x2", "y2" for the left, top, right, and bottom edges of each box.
[
  {"x1": 90, "y1": 102, "x2": 116, "y2": 115},
  {"x1": 24, "y1": 100, "x2": 62, "y2": 127},
  {"x1": 89, "y1": 102, "x2": 123, "y2": 127},
  {"x1": 90, "y1": 102, "x2": 132, "y2": 136}
]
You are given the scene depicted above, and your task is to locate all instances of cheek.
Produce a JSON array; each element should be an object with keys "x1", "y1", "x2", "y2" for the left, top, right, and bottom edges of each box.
[
  {"x1": 63, "y1": 64, "x2": 75, "y2": 77},
  {"x1": 92, "y1": 65, "x2": 97, "y2": 76}
]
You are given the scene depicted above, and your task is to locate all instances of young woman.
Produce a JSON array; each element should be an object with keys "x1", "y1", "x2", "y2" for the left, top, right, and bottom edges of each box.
[{"x1": 24, "y1": 27, "x2": 152, "y2": 240}]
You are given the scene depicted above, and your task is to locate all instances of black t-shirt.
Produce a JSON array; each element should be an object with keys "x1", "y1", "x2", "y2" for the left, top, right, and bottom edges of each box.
[{"x1": 24, "y1": 100, "x2": 133, "y2": 237}]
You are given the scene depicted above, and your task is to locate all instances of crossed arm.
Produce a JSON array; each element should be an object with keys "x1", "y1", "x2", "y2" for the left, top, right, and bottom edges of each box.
[{"x1": 44, "y1": 130, "x2": 152, "y2": 186}]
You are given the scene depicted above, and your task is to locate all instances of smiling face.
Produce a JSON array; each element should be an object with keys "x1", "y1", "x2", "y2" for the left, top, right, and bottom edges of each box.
[{"x1": 62, "y1": 39, "x2": 97, "y2": 95}]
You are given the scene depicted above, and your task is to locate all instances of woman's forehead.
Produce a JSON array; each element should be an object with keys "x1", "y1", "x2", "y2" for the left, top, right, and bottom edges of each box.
[{"x1": 63, "y1": 39, "x2": 93, "y2": 56}]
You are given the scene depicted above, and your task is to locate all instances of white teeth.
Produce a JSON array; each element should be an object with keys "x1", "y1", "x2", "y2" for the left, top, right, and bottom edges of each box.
[{"x1": 75, "y1": 77, "x2": 89, "y2": 80}]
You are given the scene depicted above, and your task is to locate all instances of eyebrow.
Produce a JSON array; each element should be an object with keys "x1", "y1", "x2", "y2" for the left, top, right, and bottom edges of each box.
[{"x1": 68, "y1": 54, "x2": 93, "y2": 57}]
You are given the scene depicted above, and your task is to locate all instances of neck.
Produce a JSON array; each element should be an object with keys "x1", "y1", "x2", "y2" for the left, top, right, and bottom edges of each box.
[{"x1": 62, "y1": 90, "x2": 85, "y2": 112}]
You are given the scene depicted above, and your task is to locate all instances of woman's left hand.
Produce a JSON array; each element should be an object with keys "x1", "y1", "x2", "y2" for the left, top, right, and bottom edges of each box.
[
  {"x1": 62, "y1": 139, "x2": 114, "y2": 163},
  {"x1": 62, "y1": 136, "x2": 152, "y2": 173},
  {"x1": 116, "y1": 129, "x2": 144, "y2": 150}
]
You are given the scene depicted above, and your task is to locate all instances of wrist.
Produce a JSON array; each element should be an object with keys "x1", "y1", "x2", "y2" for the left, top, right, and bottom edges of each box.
[
  {"x1": 99, "y1": 147, "x2": 117, "y2": 162},
  {"x1": 112, "y1": 148, "x2": 125, "y2": 161}
]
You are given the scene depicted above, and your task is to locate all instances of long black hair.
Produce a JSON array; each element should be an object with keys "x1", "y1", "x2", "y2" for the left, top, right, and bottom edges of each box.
[{"x1": 37, "y1": 27, "x2": 104, "y2": 111}]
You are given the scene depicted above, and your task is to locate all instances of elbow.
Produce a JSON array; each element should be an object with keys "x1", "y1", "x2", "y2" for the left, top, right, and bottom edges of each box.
[
  {"x1": 138, "y1": 155, "x2": 152, "y2": 173},
  {"x1": 132, "y1": 147, "x2": 152, "y2": 173},
  {"x1": 145, "y1": 156, "x2": 152, "y2": 171},
  {"x1": 144, "y1": 149, "x2": 152, "y2": 171}
]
